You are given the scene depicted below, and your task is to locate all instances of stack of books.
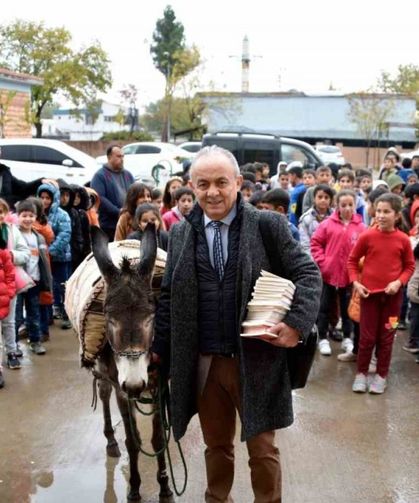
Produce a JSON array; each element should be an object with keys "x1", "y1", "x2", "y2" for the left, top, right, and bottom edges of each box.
[{"x1": 241, "y1": 270, "x2": 295, "y2": 339}]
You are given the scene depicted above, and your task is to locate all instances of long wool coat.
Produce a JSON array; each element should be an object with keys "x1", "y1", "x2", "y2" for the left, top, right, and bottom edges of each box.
[{"x1": 153, "y1": 201, "x2": 322, "y2": 441}]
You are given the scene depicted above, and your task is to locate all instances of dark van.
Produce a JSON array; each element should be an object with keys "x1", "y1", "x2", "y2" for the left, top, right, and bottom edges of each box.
[{"x1": 201, "y1": 132, "x2": 323, "y2": 176}]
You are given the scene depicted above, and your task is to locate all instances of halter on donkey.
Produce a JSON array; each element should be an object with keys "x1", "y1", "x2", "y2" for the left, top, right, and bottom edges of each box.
[{"x1": 90, "y1": 224, "x2": 174, "y2": 502}]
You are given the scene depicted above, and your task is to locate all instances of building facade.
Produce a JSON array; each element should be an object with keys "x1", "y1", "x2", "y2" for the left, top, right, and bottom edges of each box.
[{"x1": 0, "y1": 68, "x2": 42, "y2": 138}]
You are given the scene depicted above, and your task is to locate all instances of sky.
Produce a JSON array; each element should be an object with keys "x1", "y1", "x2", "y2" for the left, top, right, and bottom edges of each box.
[{"x1": 1, "y1": 0, "x2": 419, "y2": 111}]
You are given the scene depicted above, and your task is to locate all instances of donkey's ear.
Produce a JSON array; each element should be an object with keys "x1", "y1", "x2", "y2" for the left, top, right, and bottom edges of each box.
[
  {"x1": 90, "y1": 226, "x2": 118, "y2": 282},
  {"x1": 138, "y1": 222, "x2": 157, "y2": 281}
]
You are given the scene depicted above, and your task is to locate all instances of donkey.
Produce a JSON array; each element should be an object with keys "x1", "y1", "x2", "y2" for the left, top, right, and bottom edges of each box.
[{"x1": 90, "y1": 224, "x2": 173, "y2": 502}]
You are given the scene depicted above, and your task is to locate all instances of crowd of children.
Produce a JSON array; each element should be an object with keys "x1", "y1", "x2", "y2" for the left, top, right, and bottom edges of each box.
[{"x1": 1, "y1": 148, "x2": 418, "y2": 395}]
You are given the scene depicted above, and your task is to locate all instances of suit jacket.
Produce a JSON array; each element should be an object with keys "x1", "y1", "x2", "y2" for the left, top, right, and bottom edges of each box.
[{"x1": 153, "y1": 198, "x2": 322, "y2": 441}]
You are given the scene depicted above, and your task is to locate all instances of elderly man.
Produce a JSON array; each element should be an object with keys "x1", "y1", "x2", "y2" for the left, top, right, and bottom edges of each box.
[
  {"x1": 152, "y1": 146, "x2": 321, "y2": 502},
  {"x1": 91, "y1": 145, "x2": 134, "y2": 241}
]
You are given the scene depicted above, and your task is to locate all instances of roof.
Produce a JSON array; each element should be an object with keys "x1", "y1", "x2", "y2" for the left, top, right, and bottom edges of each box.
[
  {"x1": 0, "y1": 67, "x2": 43, "y2": 86},
  {"x1": 199, "y1": 91, "x2": 415, "y2": 101}
]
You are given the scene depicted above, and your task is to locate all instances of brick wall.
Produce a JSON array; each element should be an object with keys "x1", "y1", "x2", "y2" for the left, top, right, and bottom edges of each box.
[{"x1": 0, "y1": 90, "x2": 31, "y2": 138}]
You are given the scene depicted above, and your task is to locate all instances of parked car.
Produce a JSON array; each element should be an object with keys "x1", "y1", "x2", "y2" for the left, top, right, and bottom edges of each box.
[
  {"x1": 96, "y1": 142, "x2": 193, "y2": 186},
  {"x1": 0, "y1": 138, "x2": 98, "y2": 186},
  {"x1": 178, "y1": 141, "x2": 202, "y2": 154},
  {"x1": 201, "y1": 132, "x2": 323, "y2": 175},
  {"x1": 314, "y1": 145, "x2": 345, "y2": 166}
]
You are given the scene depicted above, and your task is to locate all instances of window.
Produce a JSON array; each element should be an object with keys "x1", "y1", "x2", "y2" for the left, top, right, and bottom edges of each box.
[
  {"x1": 205, "y1": 140, "x2": 239, "y2": 161},
  {"x1": 243, "y1": 141, "x2": 276, "y2": 167},
  {"x1": 134, "y1": 145, "x2": 161, "y2": 154},
  {"x1": 281, "y1": 143, "x2": 317, "y2": 169},
  {"x1": 318, "y1": 146, "x2": 340, "y2": 154},
  {"x1": 0, "y1": 145, "x2": 32, "y2": 162},
  {"x1": 123, "y1": 145, "x2": 137, "y2": 155},
  {"x1": 32, "y1": 146, "x2": 82, "y2": 167}
]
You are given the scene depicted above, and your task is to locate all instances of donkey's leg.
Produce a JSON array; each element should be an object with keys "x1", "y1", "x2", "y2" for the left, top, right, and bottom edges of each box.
[
  {"x1": 152, "y1": 409, "x2": 173, "y2": 501},
  {"x1": 98, "y1": 378, "x2": 121, "y2": 458},
  {"x1": 116, "y1": 390, "x2": 141, "y2": 502}
]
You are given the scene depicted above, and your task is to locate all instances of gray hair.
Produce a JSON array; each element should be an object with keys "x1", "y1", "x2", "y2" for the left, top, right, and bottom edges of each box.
[{"x1": 190, "y1": 145, "x2": 240, "y2": 178}]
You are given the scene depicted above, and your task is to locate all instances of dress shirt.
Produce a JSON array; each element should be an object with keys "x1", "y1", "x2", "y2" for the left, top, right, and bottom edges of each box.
[{"x1": 204, "y1": 204, "x2": 237, "y2": 268}]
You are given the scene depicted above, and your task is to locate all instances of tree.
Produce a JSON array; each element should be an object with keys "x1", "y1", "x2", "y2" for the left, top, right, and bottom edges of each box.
[
  {"x1": 0, "y1": 90, "x2": 17, "y2": 138},
  {"x1": 150, "y1": 6, "x2": 200, "y2": 141},
  {"x1": 0, "y1": 20, "x2": 112, "y2": 137},
  {"x1": 347, "y1": 93, "x2": 394, "y2": 167},
  {"x1": 120, "y1": 84, "x2": 139, "y2": 134}
]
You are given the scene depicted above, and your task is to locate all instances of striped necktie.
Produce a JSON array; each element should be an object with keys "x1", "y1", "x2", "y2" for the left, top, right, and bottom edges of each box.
[{"x1": 210, "y1": 220, "x2": 224, "y2": 281}]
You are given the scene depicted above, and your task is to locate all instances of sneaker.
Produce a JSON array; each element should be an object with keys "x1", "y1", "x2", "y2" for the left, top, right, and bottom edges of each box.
[
  {"x1": 337, "y1": 351, "x2": 357, "y2": 362},
  {"x1": 7, "y1": 353, "x2": 21, "y2": 369},
  {"x1": 53, "y1": 306, "x2": 62, "y2": 319},
  {"x1": 341, "y1": 338, "x2": 354, "y2": 353},
  {"x1": 402, "y1": 344, "x2": 419, "y2": 354},
  {"x1": 369, "y1": 374, "x2": 387, "y2": 394},
  {"x1": 0, "y1": 370, "x2": 4, "y2": 389},
  {"x1": 61, "y1": 319, "x2": 72, "y2": 330},
  {"x1": 30, "y1": 342, "x2": 46, "y2": 355},
  {"x1": 318, "y1": 339, "x2": 332, "y2": 356},
  {"x1": 368, "y1": 355, "x2": 377, "y2": 374},
  {"x1": 15, "y1": 344, "x2": 23, "y2": 358},
  {"x1": 17, "y1": 324, "x2": 27, "y2": 338},
  {"x1": 352, "y1": 373, "x2": 367, "y2": 393}
]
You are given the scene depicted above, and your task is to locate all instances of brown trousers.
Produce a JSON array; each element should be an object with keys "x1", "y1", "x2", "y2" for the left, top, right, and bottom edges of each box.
[{"x1": 197, "y1": 355, "x2": 282, "y2": 503}]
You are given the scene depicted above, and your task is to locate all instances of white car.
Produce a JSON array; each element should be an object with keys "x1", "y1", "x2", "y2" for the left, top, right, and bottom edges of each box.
[
  {"x1": 314, "y1": 145, "x2": 345, "y2": 165},
  {"x1": 96, "y1": 142, "x2": 193, "y2": 187},
  {"x1": 0, "y1": 138, "x2": 98, "y2": 186}
]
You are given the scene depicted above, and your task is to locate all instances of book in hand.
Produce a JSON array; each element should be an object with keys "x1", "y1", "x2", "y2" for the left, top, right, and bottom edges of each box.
[{"x1": 240, "y1": 270, "x2": 295, "y2": 340}]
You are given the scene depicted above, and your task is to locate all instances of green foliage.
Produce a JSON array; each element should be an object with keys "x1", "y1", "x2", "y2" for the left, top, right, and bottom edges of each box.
[
  {"x1": 101, "y1": 130, "x2": 154, "y2": 141},
  {"x1": 377, "y1": 64, "x2": 419, "y2": 104},
  {"x1": 0, "y1": 19, "x2": 112, "y2": 137},
  {"x1": 150, "y1": 5, "x2": 185, "y2": 78},
  {"x1": 142, "y1": 96, "x2": 205, "y2": 137},
  {"x1": 0, "y1": 90, "x2": 17, "y2": 138}
]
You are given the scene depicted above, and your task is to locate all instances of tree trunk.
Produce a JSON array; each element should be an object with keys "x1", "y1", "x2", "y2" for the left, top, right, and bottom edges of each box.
[{"x1": 35, "y1": 121, "x2": 43, "y2": 138}]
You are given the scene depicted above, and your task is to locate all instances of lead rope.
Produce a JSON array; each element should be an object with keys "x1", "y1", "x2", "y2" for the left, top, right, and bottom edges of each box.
[{"x1": 92, "y1": 369, "x2": 187, "y2": 496}]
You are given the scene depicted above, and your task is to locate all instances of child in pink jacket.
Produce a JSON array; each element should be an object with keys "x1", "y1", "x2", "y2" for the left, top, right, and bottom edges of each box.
[
  {"x1": 311, "y1": 189, "x2": 366, "y2": 356},
  {"x1": 162, "y1": 187, "x2": 195, "y2": 230}
]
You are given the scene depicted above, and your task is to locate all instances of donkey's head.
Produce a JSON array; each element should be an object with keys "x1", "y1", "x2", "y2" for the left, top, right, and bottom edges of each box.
[{"x1": 91, "y1": 224, "x2": 157, "y2": 398}]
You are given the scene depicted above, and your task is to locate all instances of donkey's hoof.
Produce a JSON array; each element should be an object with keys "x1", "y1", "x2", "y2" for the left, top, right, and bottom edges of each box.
[
  {"x1": 127, "y1": 490, "x2": 141, "y2": 501},
  {"x1": 106, "y1": 442, "x2": 121, "y2": 458},
  {"x1": 159, "y1": 493, "x2": 175, "y2": 503}
]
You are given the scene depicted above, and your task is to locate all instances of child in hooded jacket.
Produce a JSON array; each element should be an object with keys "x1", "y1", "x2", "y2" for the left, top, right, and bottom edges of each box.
[{"x1": 311, "y1": 189, "x2": 366, "y2": 356}]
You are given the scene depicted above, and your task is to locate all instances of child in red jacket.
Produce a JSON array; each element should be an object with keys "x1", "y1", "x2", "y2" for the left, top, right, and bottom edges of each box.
[
  {"x1": 311, "y1": 189, "x2": 366, "y2": 356},
  {"x1": 0, "y1": 231, "x2": 17, "y2": 388},
  {"x1": 348, "y1": 193, "x2": 414, "y2": 394}
]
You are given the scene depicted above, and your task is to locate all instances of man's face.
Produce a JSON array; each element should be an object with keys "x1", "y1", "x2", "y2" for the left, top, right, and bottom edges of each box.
[
  {"x1": 190, "y1": 154, "x2": 242, "y2": 220},
  {"x1": 108, "y1": 147, "x2": 124, "y2": 171}
]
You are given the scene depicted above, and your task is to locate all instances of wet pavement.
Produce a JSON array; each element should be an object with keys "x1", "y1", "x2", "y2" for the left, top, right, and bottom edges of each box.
[{"x1": 0, "y1": 326, "x2": 418, "y2": 503}]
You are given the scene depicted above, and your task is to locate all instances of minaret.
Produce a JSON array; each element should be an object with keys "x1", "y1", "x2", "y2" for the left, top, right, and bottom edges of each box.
[{"x1": 241, "y1": 35, "x2": 250, "y2": 93}]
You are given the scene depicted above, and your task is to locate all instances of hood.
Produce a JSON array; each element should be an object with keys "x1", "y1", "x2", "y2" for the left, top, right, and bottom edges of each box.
[
  {"x1": 386, "y1": 173, "x2": 405, "y2": 192},
  {"x1": 85, "y1": 187, "x2": 100, "y2": 211},
  {"x1": 70, "y1": 184, "x2": 90, "y2": 211},
  {"x1": 330, "y1": 209, "x2": 363, "y2": 225},
  {"x1": 57, "y1": 178, "x2": 75, "y2": 209},
  {"x1": 36, "y1": 183, "x2": 60, "y2": 215}
]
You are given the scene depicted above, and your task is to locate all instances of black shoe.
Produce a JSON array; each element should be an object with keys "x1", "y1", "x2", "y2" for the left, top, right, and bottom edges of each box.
[
  {"x1": 7, "y1": 353, "x2": 21, "y2": 369},
  {"x1": 0, "y1": 371, "x2": 4, "y2": 388},
  {"x1": 329, "y1": 328, "x2": 343, "y2": 342},
  {"x1": 15, "y1": 344, "x2": 23, "y2": 358}
]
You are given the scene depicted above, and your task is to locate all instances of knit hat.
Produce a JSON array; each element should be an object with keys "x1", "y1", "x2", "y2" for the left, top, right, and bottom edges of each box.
[{"x1": 386, "y1": 173, "x2": 405, "y2": 192}]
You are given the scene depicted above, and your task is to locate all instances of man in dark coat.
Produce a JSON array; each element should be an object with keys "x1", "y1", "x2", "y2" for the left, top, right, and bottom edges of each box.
[{"x1": 152, "y1": 145, "x2": 322, "y2": 502}]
